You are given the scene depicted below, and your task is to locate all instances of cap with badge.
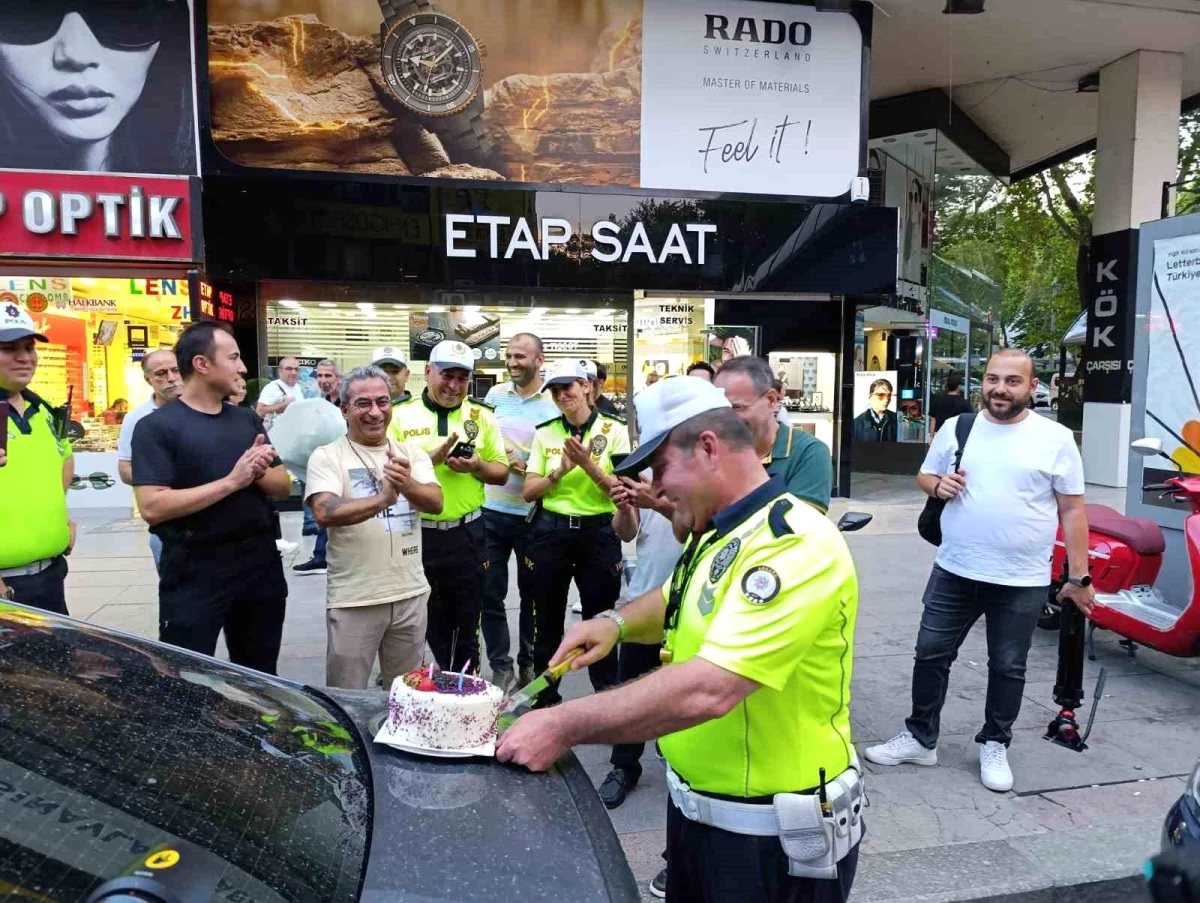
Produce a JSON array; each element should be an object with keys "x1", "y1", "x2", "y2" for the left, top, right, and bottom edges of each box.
[
  {"x1": 0, "y1": 303, "x2": 48, "y2": 343},
  {"x1": 613, "y1": 377, "x2": 732, "y2": 476},
  {"x1": 543, "y1": 358, "x2": 590, "y2": 387},
  {"x1": 371, "y1": 345, "x2": 408, "y2": 368},
  {"x1": 428, "y1": 340, "x2": 475, "y2": 372},
  {"x1": 579, "y1": 359, "x2": 598, "y2": 380}
]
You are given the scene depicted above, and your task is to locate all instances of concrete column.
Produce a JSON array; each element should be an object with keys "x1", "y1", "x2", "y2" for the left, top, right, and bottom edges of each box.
[{"x1": 1083, "y1": 50, "x2": 1181, "y2": 488}]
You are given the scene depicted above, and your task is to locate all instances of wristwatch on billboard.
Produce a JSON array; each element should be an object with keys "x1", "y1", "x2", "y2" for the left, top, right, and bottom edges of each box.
[{"x1": 377, "y1": 0, "x2": 490, "y2": 163}]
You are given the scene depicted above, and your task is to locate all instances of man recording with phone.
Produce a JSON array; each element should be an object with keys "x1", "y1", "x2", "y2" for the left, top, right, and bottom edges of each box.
[
  {"x1": 389, "y1": 340, "x2": 509, "y2": 672},
  {"x1": 0, "y1": 305, "x2": 75, "y2": 615}
]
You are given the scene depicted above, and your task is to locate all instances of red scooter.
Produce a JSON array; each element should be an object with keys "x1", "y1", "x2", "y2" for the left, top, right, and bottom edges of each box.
[{"x1": 1045, "y1": 438, "x2": 1200, "y2": 752}]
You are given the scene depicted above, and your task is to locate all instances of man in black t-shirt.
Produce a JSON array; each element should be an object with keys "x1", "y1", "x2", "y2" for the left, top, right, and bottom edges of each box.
[
  {"x1": 928, "y1": 370, "x2": 973, "y2": 438},
  {"x1": 132, "y1": 322, "x2": 293, "y2": 674}
]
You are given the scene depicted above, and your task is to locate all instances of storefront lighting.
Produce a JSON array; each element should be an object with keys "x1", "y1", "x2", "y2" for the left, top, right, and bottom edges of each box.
[
  {"x1": 497, "y1": 307, "x2": 515, "y2": 312},
  {"x1": 565, "y1": 308, "x2": 582, "y2": 314},
  {"x1": 427, "y1": 305, "x2": 446, "y2": 312},
  {"x1": 592, "y1": 310, "x2": 613, "y2": 317},
  {"x1": 319, "y1": 302, "x2": 337, "y2": 308},
  {"x1": 279, "y1": 300, "x2": 303, "y2": 309},
  {"x1": 355, "y1": 302, "x2": 375, "y2": 310},
  {"x1": 464, "y1": 305, "x2": 481, "y2": 313},
  {"x1": 528, "y1": 307, "x2": 548, "y2": 317},
  {"x1": 392, "y1": 304, "x2": 408, "y2": 309}
]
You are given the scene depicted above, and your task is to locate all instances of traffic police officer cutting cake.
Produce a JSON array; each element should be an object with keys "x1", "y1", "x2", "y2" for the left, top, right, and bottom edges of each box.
[
  {"x1": 498, "y1": 376, "x2": 863, "y2": 902},
  {"x1": 388, "y1": 340, "x2": 509, "y2": 672}
]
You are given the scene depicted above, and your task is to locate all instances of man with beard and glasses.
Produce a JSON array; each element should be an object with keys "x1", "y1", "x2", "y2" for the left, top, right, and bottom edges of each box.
[
  {"x1": 306, "y1": 366, "x2": 443, "y2": 689},
  {"x1": 118, "y1": 349, "x2": 182, "y2": 573},
  {"x1": 389, "y1": 341, "x2": 509, "y2": 672},
  {"x1": 133, "y1": 322, "x2": 293, "y2": 674},
  {"x1": 480, "y1": 333, "x2": 558, "y2": 691},
  {"x1": 866, "y1": 349, "x2": 1095, "y2": 793}
]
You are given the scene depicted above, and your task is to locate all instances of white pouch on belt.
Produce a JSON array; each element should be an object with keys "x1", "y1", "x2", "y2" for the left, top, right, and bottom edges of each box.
[{"x1": 774, "y1": 765, "x2": 865, "y2": 880}]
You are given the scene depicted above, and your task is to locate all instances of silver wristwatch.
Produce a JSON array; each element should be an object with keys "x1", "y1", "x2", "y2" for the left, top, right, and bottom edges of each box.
[{"x1": 594, "y1": 609, "x2": 626, "y2": 642}]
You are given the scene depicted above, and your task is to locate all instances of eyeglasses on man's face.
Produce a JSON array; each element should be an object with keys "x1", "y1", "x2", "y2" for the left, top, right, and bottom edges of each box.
[
  {"x1": 349, "y1": 397, "x2": 392, "y2": 412},
  {"x1": 872, "y1": 392, "x2": 893, "y2": 400},
  {"x1": 728, "y1": 389, "x2": 770, "y2": 412}
]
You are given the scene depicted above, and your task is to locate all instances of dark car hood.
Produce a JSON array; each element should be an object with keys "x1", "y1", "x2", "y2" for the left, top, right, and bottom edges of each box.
[
  {"x1": 0, "y1": 603, "x2": 638, "y2": 903},
  {"x1": 323, "y1": 688, "x2": 639, "y2": 903}
]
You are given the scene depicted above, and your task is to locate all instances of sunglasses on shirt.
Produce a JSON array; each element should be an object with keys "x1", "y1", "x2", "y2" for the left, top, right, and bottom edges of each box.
[
  {"x1": 0, "y1": 1, "x2": 178, "y2": 50},
  {"x1": 69, "y1": 471, "x2": 116, "y2": 490}
]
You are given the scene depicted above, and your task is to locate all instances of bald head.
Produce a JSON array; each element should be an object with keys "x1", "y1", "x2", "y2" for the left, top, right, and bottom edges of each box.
[{"x1": 987, "y1": 348, "x2": 1034, "y2": 380}]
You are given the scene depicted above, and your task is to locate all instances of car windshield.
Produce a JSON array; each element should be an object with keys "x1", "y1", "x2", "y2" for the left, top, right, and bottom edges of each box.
[{"x1": 0, "y1": 604, "x2": 371, "y2": 903}]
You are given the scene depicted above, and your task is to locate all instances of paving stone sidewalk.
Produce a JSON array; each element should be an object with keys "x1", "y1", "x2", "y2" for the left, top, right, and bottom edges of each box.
[{"x1": 66, "y1": 475, "x2": 1197, "y2": 902}]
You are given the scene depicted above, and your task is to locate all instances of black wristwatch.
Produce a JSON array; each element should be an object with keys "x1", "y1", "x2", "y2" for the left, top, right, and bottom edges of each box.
[
  {"x1": 1067, "y1": 574, "x2": 1093, "y2": 588},
  {"x1": 377, "y1": 0, "x2": 490, "y2": 163}
]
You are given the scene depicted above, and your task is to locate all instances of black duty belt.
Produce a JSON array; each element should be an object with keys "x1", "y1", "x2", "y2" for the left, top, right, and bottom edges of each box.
[{"x1": 538, "y1": 511, "x2": 612, "y2": 530}]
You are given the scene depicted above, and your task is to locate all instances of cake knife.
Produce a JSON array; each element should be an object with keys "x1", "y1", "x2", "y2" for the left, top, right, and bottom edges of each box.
[{"x1": 496, "y1": 648, "x2": 585, "y2": 729}]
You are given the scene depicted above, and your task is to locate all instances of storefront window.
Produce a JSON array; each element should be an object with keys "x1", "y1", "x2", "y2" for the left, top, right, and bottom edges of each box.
[
  {"x1": 260, "y1": 284, "x2": 632, "y2": 415},
  {"x1": 3, "y1": 275, "x2": 191, "y2": 452}
]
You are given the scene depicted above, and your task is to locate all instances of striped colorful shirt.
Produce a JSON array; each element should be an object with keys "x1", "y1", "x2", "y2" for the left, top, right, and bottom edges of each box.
[{"x1": 483, "y1": 381, "x2": 560, "y2": 516}]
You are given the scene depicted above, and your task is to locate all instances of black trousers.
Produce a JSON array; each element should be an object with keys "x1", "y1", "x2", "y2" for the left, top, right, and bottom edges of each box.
[
  {"x1": 422, "y1": 515, "x2": 488, "y2": 672},
  {"x1": 527, "y1": 516, "x2": 621, "y2": 705},
  {"x1": 610, "y1": 640, "x2": 663, "y2": 775},
  {"x1": 666, "y1": 799, "x2": 859, "y2": 903},
  {"x1": 5, "y1": 555, "x2": 69, "y2": 616},
  {"x1": 158, "y1": 536, "x2": 287, "y2": 675},
  {"x1": 480, "y1": 509, "x2": 534, "y2": 673}
]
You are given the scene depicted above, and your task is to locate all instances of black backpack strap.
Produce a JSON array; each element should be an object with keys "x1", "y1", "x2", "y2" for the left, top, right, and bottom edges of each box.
[{"x1": 952, "y1": 413, "x2": 977, "y2": 470}]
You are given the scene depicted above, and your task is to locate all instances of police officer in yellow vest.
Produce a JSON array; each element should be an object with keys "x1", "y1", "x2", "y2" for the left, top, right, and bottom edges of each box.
[
  {"x1": 0, "y1": 305, "x2": 75, "y2": 615},
  {"x1": 522, "y1": 359, "x2": 630, "y2": 706},
  {"x1": 388, "y1": 340, "x2": 508, "y2": 671},
  {"x1": 499, "y1": 377, "x2": 863, "y2": 903}
]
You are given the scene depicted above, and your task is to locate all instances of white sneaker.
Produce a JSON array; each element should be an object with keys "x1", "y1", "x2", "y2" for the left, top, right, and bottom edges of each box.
[
  {"x1": 863, "y1": 731, "x2": 938, "y2": 767},
  {"x1": 978, "y1": 741, "x2": 1013, "y2": 792},
  {"x1": 276, "y1": 539, "x2": 299, "y2": 554},
  {"x1": 571, "y1": 600, "x2": 583, "y2": 614}
]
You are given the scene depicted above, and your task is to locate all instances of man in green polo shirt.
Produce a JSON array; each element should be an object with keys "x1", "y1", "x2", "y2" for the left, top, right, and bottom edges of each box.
[
  {"x1": 0, "y1": 304, "x2": 74, "y2": 615},
  {"x1": 715, "y1": 355, "x2": 833, "y2": 512},
  {"x1": 388, "y1": 340, "x2": 508, "y2": 671},
  {"x1": 498, "y1": 377, "x2": 861, "y2": 903}
]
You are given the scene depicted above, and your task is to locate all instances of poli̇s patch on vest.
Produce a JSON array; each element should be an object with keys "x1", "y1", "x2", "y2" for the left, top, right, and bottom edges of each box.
[
  {"x1": 591, "y1": 435, "x2": 608, "y2": 458},
  {"x1": 741, "y1": 566, "x2": 781, "y2": 605},
  {"x1": 463, "y1": 419, "x2": 480, "y2": 441},
  {"x1": 709, "y1": 537, "x2": 740, "y2": 583}
]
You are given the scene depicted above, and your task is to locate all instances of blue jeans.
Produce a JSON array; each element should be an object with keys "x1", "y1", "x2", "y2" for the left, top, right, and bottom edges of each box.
[
  {"x1": 313, "y1": 527, "x2": 328, "y2": 566},
  {"x1": 302, "y1": 483, "x2": 317, "y2": 532},
  {"x1": 906, "y1": 565, "x2": 1046, "y2": 749},
  {"x1": 148, "y1": 532, "x2": 163, "y2": 574}
]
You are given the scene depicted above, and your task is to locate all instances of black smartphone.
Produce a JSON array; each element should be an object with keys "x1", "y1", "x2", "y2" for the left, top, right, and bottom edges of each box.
[
  {"x1": 610, "y1": 452, "x2": 630, "y2": 470},
  {"x1": 450, "y1": 442, "x2": 476, "y2": 459}
]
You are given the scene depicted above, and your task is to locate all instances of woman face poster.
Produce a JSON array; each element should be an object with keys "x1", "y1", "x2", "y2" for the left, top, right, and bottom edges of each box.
[{"x1": 0, "y1": 1, "x2": 197, "y2": 175}]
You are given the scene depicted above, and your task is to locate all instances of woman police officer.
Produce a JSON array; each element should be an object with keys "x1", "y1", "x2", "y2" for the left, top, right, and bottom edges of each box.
[{"x1": 523, "y1": 359, "x2": 630, "y2": 706}]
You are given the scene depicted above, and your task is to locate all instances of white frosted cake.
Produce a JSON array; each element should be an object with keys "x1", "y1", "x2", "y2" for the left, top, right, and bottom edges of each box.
[{"x1": 381, "y1": 668, "x2": 505, "y2": 751}]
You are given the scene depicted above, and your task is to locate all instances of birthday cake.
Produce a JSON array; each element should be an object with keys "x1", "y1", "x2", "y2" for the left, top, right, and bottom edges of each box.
[{"x1": 380, "y1": 668, "x2": 505, "y2": 752}]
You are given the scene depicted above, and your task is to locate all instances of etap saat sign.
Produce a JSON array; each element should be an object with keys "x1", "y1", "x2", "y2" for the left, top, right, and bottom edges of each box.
[{"x1": 0, "y1": 172, "x2": 201, "y2": 263}]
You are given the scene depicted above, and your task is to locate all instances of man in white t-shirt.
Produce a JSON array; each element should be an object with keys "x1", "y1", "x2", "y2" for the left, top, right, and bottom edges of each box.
[
  {"x1": 306, "y1": 366, "x2": 444, "y2": 689},
  {"x1": 255, "y1": 357, "x2": 305, "y2": 432},
  {"x1": 866, "y1": 349, "x2": 1096, "y2": 793},
  {"x1": 117, "y1": 349, "x2": 182, "y2": 572}
]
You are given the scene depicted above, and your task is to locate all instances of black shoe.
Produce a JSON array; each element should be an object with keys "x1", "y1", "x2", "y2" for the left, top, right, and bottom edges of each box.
[
  {"x1": 292, "y1": 558, "x2": 327, "y2": 574},
  {"x1": 598, "y1": 767, "x2": 639, "y2": 809},
  {"x1": 302, "y1": 526, "x2": 319, "y2": 537},
  {"x1": 518, "y1": 664, "x2": 536, "y2": 687},
  {"x1": 649, "y1": 867, "x2": 667, "y2": 898}
]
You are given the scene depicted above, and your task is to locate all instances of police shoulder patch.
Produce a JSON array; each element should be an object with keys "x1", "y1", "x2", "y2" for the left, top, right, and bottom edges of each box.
[
  {"x1": 741, "y1": 566, "x2": 781, "y2": 605},
  {"x1": 601, "y1": 412, "x2": 627, "y2": 425},
  {"x1": 535, "y1": 416, "x2": 562, "y2": 430},
  {"x1": 709, "y1": 537, "x2": 740, "y2": 583},
  {"x1": 468, "y1": 396, "x2": 496, "y2": 411}
]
